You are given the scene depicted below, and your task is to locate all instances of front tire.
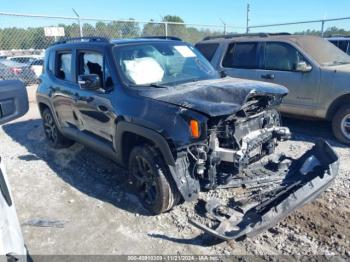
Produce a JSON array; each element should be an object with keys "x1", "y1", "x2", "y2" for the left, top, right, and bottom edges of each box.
[
  {"x1": 332, "y1": 105, "x2": 350, "y2": 145},
  {"x1": 42, "y1": 108, "x2": 74, "y2": 148},
  {"x1": 128, "y1": 145, "x2": 180, "y2": 215}
]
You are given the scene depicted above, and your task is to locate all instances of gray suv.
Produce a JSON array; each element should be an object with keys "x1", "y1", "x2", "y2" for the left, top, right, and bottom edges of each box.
[{"x1": 195, "y1": 34, "x2": 350, "y2": 144}]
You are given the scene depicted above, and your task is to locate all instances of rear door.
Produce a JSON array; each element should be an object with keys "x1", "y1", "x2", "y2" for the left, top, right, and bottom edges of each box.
[
  {"x1": 73, "y1": 49, "x2": 115, "y2": 142},
  {"x1": 257, "y1": 41, "x2": 320, "y2": 112},
  {"x1": 50, "y1": 49, "x2": 80, "y2": 128},
  {"x1": 219, "y1": 41, "x2": 262, "y2": 80}
]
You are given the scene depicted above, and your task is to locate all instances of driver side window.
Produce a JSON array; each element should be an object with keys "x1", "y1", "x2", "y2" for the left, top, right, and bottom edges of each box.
[
  {"x1": 264, "y1": 42, "x2": 310, "y2": 71},
  {"x1": 77, "y1": 51, "x2": 113, "y2": 90}
]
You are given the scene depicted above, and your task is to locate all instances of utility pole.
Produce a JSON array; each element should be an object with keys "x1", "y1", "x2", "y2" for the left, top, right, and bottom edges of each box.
[
  {"x1": 246, "y1": 3, "x2": 250, "y2": 33},
  {"x1": 72, "y1": 8, "x2": 83, "y2": 37},
  {"x1": 220, "y1": 18, "x2": 227, "y2": 35}
]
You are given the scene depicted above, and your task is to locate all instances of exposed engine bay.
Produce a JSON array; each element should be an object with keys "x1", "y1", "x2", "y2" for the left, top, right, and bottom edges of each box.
[
  {"x1": 187, "y1": 109, "x2": 291, "y2": 190},
  {"x1": 184, "y1": 109, "x2": 339, "y2": 240}
]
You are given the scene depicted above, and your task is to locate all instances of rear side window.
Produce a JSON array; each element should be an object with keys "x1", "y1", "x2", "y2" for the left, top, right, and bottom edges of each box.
[
  {"x1": 264, "y1": 42, "x2": 309, "y2": 71},
  {"x1": 338, "y1": 41, "x2": 349, "y2": 54},
  {"x1": 195, "y1": 43, "x2": 219, "y2": 61},
  {"x1": 55, "y1": 52, "x2": 72, "y2": 81},
  {"x1": 32, "y1": 59, "x2": 43, "y2": 66},
  {"x1": 222, "y1": 42, "x2": 259, "y2": 69}
]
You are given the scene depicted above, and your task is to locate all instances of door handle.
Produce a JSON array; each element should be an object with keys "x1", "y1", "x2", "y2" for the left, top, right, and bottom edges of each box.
[
  {"x1": 97, "y1": 105, "x2": 109, "y2": 112},
  {"x1": 261, "y1": 74, "x2": 275, "y2": 80}
]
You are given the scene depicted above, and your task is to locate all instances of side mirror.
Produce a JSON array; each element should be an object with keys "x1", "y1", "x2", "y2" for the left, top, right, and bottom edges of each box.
[
  {"x1": 296, "y1": 62, "x2": 312, "y2": 72},
  {"x1": 78, "y1": 74, "x2": 101, "y2": 90},
  {"x1": 0, "y1": 80, "x2": 29, "y2": 125}
]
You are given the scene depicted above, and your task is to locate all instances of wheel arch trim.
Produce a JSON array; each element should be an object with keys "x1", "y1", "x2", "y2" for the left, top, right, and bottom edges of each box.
[
  {"x1": 115, "y1": 121, "x2": 176, "y2": 166},
  {"x1": 326, "y1": 93, "x2": 350, "y2": 120}
]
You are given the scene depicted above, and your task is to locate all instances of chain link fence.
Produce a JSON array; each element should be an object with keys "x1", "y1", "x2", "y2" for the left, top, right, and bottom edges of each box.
[
  {"x1": 0, "y1": 12, "x2": 246, "y2": 85},
  {"x1": 248, "y1": 17, "x2": 350, "y2": 37}
]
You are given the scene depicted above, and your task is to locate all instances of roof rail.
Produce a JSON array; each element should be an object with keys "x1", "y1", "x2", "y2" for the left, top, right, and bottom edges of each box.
[
  {"x1": 202, "y1": 32, "x2": 291, "y2": 41},
  {"x1": 137, "y1": 36, "x2": 182, "y2": 41},
  {"x1": 52, "y1": 37, "x2": 110, "y2": 46}
]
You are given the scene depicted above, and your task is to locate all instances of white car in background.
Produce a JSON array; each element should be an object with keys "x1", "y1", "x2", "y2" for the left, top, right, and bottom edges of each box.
[
  {"x1": 0, "y1": 80, "x2": 29, "y2": 261},
  {"x1": 29, "y1": 58, "x2": 44, "y2": 78},
  {"x1": 6, "y1": 55, "x2": 44, "y2": 80}
]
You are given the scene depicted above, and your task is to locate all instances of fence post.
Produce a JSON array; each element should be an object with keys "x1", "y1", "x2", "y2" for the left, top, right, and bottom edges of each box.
[
  {"x1": 72, "y1": 8, "x2": 83, "y2": 37},
  {"x1": 321, "y1": 20, "x2": 325, "y2": 37},
  {"x1": 165, "y1": 22, "x2": 168, "y2": 37}
]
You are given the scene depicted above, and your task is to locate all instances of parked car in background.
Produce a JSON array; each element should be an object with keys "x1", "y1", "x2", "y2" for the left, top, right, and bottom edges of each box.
[
  {"x1": 195, "y1": 34, "x2": 350, "y2": 144},
  {"x1": 327, "y1": 36, "x2": 350, "y2": 55},
  {"x1": 7, "y1": 55, "x2": 40, "y2": 64},
  {"x1": 29, "y1": 58, "x2": 44, "y2": 78},
  {"x1": 0, "y1": 60, "x2": 37, "y2": 85}
]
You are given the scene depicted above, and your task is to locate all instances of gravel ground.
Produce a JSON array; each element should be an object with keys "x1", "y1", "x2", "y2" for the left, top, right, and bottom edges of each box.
[{"x1": 0, "y1": 86, "x2": 349, "y2": 258}]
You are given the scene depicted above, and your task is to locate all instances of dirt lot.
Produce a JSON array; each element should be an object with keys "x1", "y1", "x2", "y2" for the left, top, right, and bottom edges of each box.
[{"x1": 0, "y1": 85, "x2": 349, "y2": 258}]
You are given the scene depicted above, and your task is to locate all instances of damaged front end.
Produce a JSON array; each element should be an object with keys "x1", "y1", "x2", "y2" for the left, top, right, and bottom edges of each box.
[
  {"x1": 180, "y1": 95, "x2": 339, "y2": 240},
  {"x1": 145, "y1": 77, "x2": 339, "y2": 240},
  {"x1": 189, "y1": 139, "x2": 338, "y2": 240}
]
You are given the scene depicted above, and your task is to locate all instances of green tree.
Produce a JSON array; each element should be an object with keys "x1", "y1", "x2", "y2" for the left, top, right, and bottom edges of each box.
[
  {"x1": 142, "y1": 19, "x2": 164, "y2": 36},
  {"x1": 163, "y1": 15, "x2": 186, "y2": 38}
]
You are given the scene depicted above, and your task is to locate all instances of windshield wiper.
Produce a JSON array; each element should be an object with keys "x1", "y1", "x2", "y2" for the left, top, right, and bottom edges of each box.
[
  {"x1": 131, "y1": 83, "x2": 169, "y2": 88},
  {"x1": 147, "y1": 83, "x2": 169, "y2": 88},
  {"x1": 150, "y1": 83, "x2": 168, "y2": 88}
]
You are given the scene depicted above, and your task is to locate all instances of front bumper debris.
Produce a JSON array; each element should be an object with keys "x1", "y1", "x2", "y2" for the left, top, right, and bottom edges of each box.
[{"x1": 189, "y1": 139, "x2": 339, "y2": 241}]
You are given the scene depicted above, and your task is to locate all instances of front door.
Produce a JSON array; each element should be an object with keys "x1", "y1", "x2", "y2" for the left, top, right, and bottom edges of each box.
[
  {"x1": 73, "y1": 50, "x2": 115, "y2": 142},
  {"x1": 257, "y1": 42, "x2": 320, "y2": 114}
]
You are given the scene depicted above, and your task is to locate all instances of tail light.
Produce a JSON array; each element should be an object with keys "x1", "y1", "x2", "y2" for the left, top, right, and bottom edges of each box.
[{"x1": 10, "y1": 67, "x2": 22, "y2": 75}]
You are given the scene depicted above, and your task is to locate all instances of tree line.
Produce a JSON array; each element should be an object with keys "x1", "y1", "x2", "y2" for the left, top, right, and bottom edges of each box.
[
  {"x1": 0, "y1": 15, "x2": 222, "y2": 50},
  {"x1": 0, "y1": 15, "x2": 349, "y2": 50}
]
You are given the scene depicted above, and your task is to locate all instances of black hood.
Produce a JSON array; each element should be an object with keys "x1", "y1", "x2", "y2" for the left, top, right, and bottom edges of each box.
[{"x1": 140, "y1": 77, "x2": 288, "y2": 117}]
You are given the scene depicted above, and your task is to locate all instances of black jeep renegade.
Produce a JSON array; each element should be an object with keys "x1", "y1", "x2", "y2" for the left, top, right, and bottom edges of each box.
[{"x1": 37, "y1": 37, "x2": 338, "y2": 240}]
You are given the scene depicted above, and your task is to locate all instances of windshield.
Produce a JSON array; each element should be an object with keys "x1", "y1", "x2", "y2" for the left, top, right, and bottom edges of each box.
[
  {"x1": 114, "y1": 42, "x2": 219, "y2": 86},
  {"x1": 297, "y1": 36, "x2": 350, "y2": 66}
]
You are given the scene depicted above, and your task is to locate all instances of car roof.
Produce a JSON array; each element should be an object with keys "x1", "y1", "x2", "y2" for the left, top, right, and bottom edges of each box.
[
  {"x1": 48, "y1": 37, "x2": 184, "y2": 50},
  {"x1": 196, "y1": 34, "x2": 323, "y2": 45},
  {"x1": 8, "y1": 55, "x2": 42, "y2": 59},
  {"x1": 0, "y1": 60, "x2": 26, "y2": 67},
  {"x1": 326, "y1": 37, "x2": 350, "y2": 41}
]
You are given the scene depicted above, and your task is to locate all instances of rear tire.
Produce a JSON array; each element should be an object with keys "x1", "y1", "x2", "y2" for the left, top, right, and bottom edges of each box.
[
  {"x1": 42, "y1": 108, "x2": 74, "y2": 148},
  {"x1": 332, "y1": 105, "x2": 350, "y2": 145},
  {"x1": 128, "y1": 145, "x2": 180, "y2": 215}
]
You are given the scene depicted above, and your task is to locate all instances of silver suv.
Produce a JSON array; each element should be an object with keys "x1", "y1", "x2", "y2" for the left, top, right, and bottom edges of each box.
[{"x1": 195, "y1": 34, "x2": 350, "y2": 144}]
